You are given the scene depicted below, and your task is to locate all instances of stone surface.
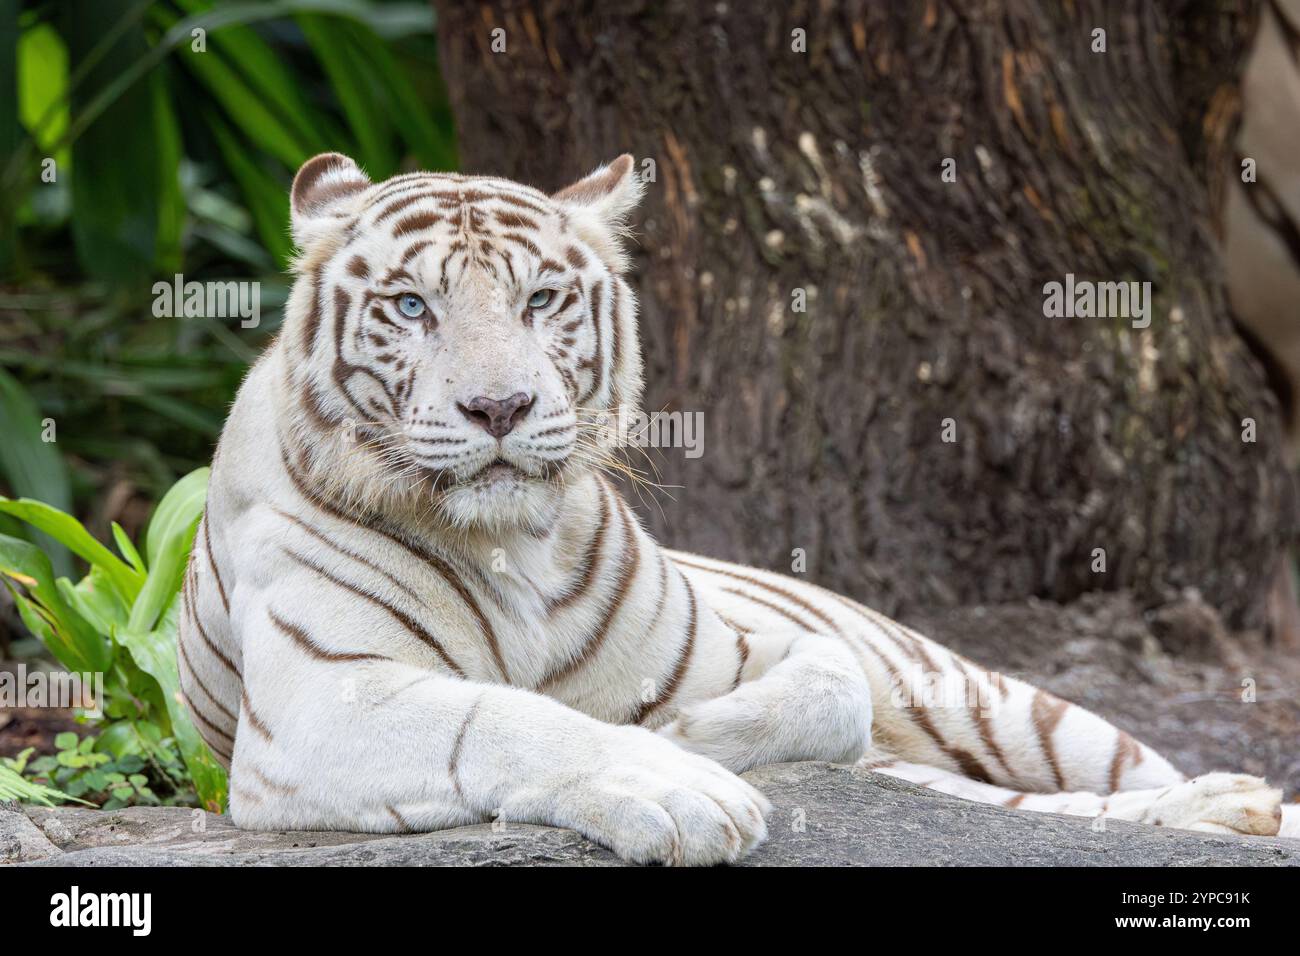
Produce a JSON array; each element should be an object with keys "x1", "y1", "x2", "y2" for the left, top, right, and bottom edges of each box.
[{"x1": 4, "y1": 764, "x2": 1297, "y2": 867}]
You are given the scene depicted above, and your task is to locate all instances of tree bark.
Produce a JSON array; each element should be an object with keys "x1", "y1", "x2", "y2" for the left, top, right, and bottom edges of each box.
[{"x1": 435, "y1": 0, "x2": 1296, "y2": 629}]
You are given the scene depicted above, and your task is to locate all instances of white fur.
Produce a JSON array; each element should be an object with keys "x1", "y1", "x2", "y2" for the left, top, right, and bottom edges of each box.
[{"x1": 181, "y1": 154, "x2": 1292, "y2": 868}]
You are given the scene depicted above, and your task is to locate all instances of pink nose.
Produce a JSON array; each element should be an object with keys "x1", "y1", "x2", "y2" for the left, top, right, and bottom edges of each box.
[{"x1": 457, "y1": 392, "x2": 534, "y2": 438}]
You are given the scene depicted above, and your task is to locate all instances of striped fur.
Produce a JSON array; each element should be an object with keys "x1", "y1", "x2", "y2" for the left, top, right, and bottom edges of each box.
[{"x1": 181, "y1": 153, "x2": 1292, "y2": 866}]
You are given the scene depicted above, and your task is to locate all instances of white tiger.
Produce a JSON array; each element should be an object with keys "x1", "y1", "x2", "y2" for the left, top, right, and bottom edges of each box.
[{"x1": 180, "y1": 152, "x2": 1295, "y2": 865}]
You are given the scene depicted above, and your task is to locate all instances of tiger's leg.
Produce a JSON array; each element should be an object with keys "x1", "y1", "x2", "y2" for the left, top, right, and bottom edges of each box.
[
  {"x1": 657, "y1": 628, "x2": 874, "y2": 774},
  {"x1": 866, "y1": 758, "x2": 1284, "y2": 836}
]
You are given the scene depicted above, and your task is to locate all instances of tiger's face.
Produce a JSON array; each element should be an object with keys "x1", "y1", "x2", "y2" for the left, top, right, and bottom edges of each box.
[{"x1": 283, "y1": 153, "x2": 644, "y2": 532}]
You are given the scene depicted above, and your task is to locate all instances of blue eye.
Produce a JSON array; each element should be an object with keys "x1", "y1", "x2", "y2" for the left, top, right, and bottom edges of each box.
[
  {"x1": 528, "y1": 289, "x2": 554, "y2": 309},
  {"x1": 397, "y1": 293, "x2": 427, "y2": 319}
]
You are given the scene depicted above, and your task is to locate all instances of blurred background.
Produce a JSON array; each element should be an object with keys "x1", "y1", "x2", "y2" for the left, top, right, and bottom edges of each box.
[{"x1": 1, "y1": 1, "x2": 1299, "y2": 808}]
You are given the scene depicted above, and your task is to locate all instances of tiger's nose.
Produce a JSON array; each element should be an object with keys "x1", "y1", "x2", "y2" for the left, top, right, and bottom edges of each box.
[{"x1": 458, "y1": 392, "x2": 534, "y2": 438}]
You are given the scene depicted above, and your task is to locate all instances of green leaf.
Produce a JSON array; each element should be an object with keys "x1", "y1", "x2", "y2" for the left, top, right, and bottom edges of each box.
[
  {"x1": 62, "y1": 1, "x2": 169, "y2": 288},
  {"x1": 54, "y1": 731, "x2": 78, "y2": 751},
  {"x1": 16, "y1": 22, "x2": 69, "y2": 158},
  {"x1": 0, "y1": 763, "x2": 87, "y2": 807},
  {"x1": 298, "y1": 13, "x2": 395, "y2": 177},
  {"x1": 0, "y1": 495, "x2": 142, "y2": 601},
  {"x1": 0, "y1": 532, "x2": 111, "y2": 672},
  {"x1": 112, "y1": 522, "x2": 146, "y2": 574},
  {"x1": 116, "y1": 601, "x2": 228, "y2": 812},
  {"x1": 0, "y1": 368, "x2": 73, "y2": 578},
  {"x1": 143, "y1": 467, "x2": 209, "y2": 570},
  {"x1": 129, "y1": 467, "x2": 207, "y2": 633}
]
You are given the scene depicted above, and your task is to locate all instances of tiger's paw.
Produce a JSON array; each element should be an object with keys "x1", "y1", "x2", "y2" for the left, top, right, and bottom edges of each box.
[
  {"x1": 536, "y1": 726, "x2": 771, "y2": 866},
  {"x1": 1142, "y1": 773, "x2": 1282, "y2": 836}
]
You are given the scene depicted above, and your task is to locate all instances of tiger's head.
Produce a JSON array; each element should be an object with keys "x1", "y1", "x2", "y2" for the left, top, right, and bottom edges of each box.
[{"x1": 281, "y1": 152, "x2": 644, "y2": 533}]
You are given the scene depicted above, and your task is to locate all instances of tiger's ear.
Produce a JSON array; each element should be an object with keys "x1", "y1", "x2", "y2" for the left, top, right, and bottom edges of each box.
[
  {"x1": 551, "y1": 154, "x2": 643, "y2": 273},
  {"x1": 290, "y1": 152, "x2": 371, "y2": 249}
]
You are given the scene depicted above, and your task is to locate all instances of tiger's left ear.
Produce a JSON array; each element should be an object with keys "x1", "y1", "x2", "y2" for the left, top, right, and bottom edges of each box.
[
  {"x1": 551, "y1": 154, "x2": 643, "y2": 274},
  {"x1": 290, "y1": 152, "x2": 372, "y2": 250}
]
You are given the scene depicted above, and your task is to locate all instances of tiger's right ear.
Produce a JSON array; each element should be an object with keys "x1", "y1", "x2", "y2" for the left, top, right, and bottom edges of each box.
[{"x1": 290, "y1": 153, "x2": 371, "y2": 249}]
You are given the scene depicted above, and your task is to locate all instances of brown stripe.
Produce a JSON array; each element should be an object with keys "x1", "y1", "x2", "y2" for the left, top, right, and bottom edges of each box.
[
  {"x1": 201, "y1": 514, "x2": 230, "y2": 615},
  {"x1": 495, "y1": 210, "x2": 538, "y2": 230},
  {"x1": 952, "y1": 656, "x2": 1017, "y2": 782},
  {"x1": 732, "y1": 633, "x2": 750, "y2": 691},
  {"x1": 385, "y1": 804, "x2": 414, "y2": 833},
  {"x1": 718, "y1": 585, "x2": 820, "y2": 634},
  {"x1": 1107, "y1": 730, "x2": 1142, "y2": 794},
  {"x1": 448, "y1": 696, "x2": 483, "y2": 806},
  {"x1": 547, "y1": 482, "x2": 611, "y2": 613},
  {"x1": 181, "y1": 564, "x2": 241, "y2": 678},
  {"x1": 633, "y1": 575, "x2": 698, "y2": 724},
  {"x1": 372, "y1": 191, "x2": 434, "y2": 224},
  {"x1": 499, "y1": 231, "x2": 541, "y2": 257},
  {"x1": 267, "y1": 606, "x2": 393, "y2": 664},
  {"x1": 177, "y1": 635, "x2": 237, "y2": 725},
  {"x1": 1004, "y1": 793, "x2": 1027, "y2": 808},
  {"x1": 392, "y1": 210, "x2": 442, "y2": 238},
  {"x1": 609, "y1": 281, "x2": 624, "y2": 405},
  {"x1": 581, "y1": 279, "x2": 606, "y2": 401},
  {"x1": 302, "y1": 261, "x2": 326, "y2": 355},
  {"x1": 241, "y1": 689, "x2": 273, "y2": 743},
  {"x1": 538, "y1": 493, "x2": 641, "y2": 689},
  {"x1": 564, "y1": 245, "x2": 588, "y2": 269},
  {"x1": 245, "y1": 762, "x2": 298, "y2": 797},
  {"x1": 347, "y1": 255, "x2": 370, "y2": 279},
  {"x1": 274, "y1": 508, "x2": 433, "y2": 613},
  {"x1": 277, "y1": 439, "x2": 497, "y2": 679},
  {"x1": 282, "y1": 549, "x2": 462, "y2": 674},
  {"x1": 845, "y1": 629, "x2": 992, "y2": 782},
  {"x1": 180, "y1": 688, "x2": 235, "y2": 752},
  {"x1": 674, "y1": 556, "x2": 842, "y2": 636},
  {"x1": 1031, "y1": 689, "x2": 1070, "y2": 791}
]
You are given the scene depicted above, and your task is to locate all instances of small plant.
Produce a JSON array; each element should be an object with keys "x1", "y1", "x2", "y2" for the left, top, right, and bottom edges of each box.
[
  {"x1": 7, "y1": 730, "x2": 193, "y2": 810},
  {"x1": 0, "y1": 468, "x2": 227, "y2": 811}
]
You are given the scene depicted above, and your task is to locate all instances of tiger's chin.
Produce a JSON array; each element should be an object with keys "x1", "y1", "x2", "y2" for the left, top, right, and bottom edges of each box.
[{"x1": 436, "y1": 461, "x2": 566, "y2": 534}]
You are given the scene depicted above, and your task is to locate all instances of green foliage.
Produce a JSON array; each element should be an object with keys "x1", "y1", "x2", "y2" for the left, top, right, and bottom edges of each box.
[
  {"x1": 0, "y1": 756, "x2": 81, "y2": 807},
  {"x1": 0, "y1": 0, "x2": 455, "y2": 512},
  {"x1": 7, "y1": 731, "x2": 188, "y2": 810},
  {"x1": 0, "y1": 469, "x2": 226, "y2": 811}
]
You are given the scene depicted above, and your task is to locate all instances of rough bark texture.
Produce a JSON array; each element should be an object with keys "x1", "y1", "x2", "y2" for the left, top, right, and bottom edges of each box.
[
  {"x1": 7, "y1": 764, "x2": 1298, "y2": 866},
  {"x1": 435, "y1": 0, "x2": 1296, "y2": 628}
]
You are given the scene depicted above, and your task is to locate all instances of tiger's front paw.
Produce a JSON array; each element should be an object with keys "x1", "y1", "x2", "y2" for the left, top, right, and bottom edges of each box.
[
  {"x1": 1143, "y1": 773, "x2": 1281, "y2": 836},
  {"x1": 539, "y1": 726, "x2": 770, "y2": 866}
]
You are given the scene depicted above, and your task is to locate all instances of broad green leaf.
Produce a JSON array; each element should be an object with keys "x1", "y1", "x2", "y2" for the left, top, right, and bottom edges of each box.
[
  {"x1": 0, "y1": 532, "x2": 111, "y2": 672},
  {"x1": 116, "y1": 602, "x2": 227, "y2": 812},
  {"x1": 60, "y1": 565, "x2": 131, "y2": 635},
  {"x1": 0, "y1": 368, "x2": 73, "y2": 578},
  {"x1": 132, "y1": 467, "x2": 207, "y2": 633},
  {"x1": 112, "y1": 522, "x2": 146, "y2": 574},
  {"x1": 0, "y1": 495, "x2": 142, "y2": 601},
  {"x1": 143, "y1": 466, "x2": 208, "y2": 571},
  {"x1": 16, "y1": 22, "x2": 69, "y2": 159},
  {"x1": 63, "y1": 1, "x2": 166, "y2": 287}
]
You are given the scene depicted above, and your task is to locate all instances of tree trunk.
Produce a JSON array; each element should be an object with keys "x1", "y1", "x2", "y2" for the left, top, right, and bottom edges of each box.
[{"x1": 435, "y1": 0, "x2": 1296, "y2": 629}]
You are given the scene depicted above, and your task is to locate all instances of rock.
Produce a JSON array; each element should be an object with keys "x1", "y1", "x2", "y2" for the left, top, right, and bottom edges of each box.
[{"x1": 4, "y1": 764, "x2": 1297, "y2": 867}]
